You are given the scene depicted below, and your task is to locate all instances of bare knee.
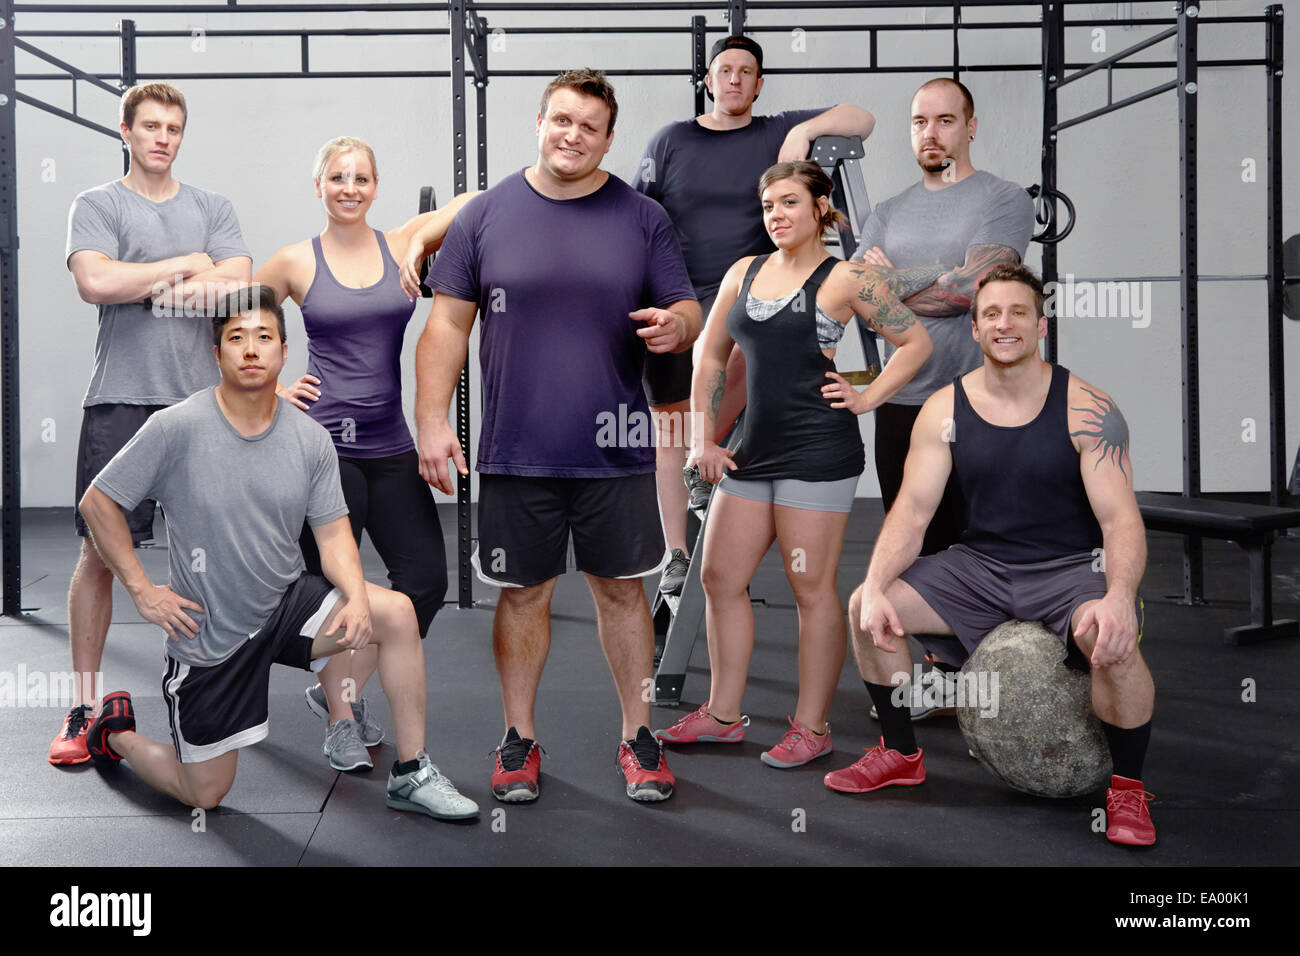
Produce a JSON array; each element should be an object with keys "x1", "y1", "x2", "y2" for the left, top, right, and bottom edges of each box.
[
  {"x1": 189, "y1": 786, "x2": 229, "y2": 812},
  {"x1": 368, "y1": 584, "x2": 418, "y2": 638},
  {"x1": 588, "y1": 575, "x2": 646, "y2": 612},
  {"x1": 701, "y1": 559, "x2": 747, "y2": 601},
  {"x1": 75, "y1": 540, "x2": 112, "y2": 579},
  {"x1": 498, "y1": 581, "x2": 554, "y2": 614},
  {"x1": 787, "y1": 573, "x2": 838, "y2": 611}
]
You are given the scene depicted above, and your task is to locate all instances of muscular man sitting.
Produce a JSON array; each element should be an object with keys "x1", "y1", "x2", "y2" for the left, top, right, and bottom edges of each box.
[{"x1": 824, "y1": 263, "x2": 1156, "y2": 847}]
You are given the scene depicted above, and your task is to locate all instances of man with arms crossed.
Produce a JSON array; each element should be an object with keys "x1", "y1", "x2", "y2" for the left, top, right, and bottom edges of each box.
[
  {"x1": 852, "y1": 77, "x2": 1033, "y2": 717},
  {"x1": 636, "y1": 35, "x2": 876, "y2": 596},
  {"x1": 79, "y1": 286, "x2": 477, "y2": 821},
  {"x1": 52, "y1": 83, "x2": 252, "y2": 764},
  {"x1": 417, "y1": 69, "x2": 700, "y2": 804},
  {"x1": 824, "y1": 264, "x2": 1156, "y2": 847}
]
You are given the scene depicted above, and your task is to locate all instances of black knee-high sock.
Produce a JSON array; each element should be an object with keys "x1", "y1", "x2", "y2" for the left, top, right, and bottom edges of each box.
[
  {"x1": 1102, "y1": 719, "x2": 1152, "y2": 781},
  {"x1": 865, "y1": 681, "x2": 917, "y2": 755}
]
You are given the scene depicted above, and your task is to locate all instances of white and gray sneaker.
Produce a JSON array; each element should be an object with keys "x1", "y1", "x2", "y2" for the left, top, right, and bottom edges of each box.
[
  {"x1": 306, "y1": 683, "x2": 385, "y2": 747},
  {"x1": 323, "y1": 718, "x2": 373, "y2": 772},
  {"x1": 869, "y1": 666, "x2": 959, "y2": 722},
  {"x1": 386, "y1": 753, "x2": 479, "y2": 821}
]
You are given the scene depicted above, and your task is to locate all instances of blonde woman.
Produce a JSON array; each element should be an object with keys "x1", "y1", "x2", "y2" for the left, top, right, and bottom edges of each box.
[{"x1": 256, "y1": 137, "x2": 476, "y2": 772}]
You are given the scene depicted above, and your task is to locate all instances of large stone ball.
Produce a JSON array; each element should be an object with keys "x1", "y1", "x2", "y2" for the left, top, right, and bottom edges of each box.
[{"x1": 956, "y1": 619, "x2": 1112, "y2": 798}]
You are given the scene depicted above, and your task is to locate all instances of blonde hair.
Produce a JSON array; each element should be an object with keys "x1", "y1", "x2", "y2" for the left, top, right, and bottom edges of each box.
[
  {"x1": 120, "y1": 82, "x2": 187, "y2": 130},
  {"x1": 312, "y1": 136, "x2": 379, "y2": 184}
]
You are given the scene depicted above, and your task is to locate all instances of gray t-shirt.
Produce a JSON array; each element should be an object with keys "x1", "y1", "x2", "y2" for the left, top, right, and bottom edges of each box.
[
  {"x1": 860, "y1": 171, "x2": 1033, "y2": 405},
  {"x1": 66, "y1": 180, "x2": 251, "y2": 407},
  {"x1": 93, "y1": 389, "x2": 348, "y2": 667}
]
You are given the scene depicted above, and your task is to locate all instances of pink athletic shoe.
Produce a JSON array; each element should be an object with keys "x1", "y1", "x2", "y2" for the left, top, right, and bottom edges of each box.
[
  {"x1": 654, "y1": 703, "x2": 748, "y2": 744},
  {"x1": 760, "y1": 716, "x2": 833, "y2": 768}
]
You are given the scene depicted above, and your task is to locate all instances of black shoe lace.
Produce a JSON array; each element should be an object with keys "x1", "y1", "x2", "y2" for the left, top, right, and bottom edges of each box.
[
  {"x1": 64, "y1": 705, "x2": 91, "y2": 739},
  {"x1": 495, "y1": 735, "x2": 536, "y2": 772},
  {"x1": 631, "y1": 733, "x2": 662, "y2": 771}
]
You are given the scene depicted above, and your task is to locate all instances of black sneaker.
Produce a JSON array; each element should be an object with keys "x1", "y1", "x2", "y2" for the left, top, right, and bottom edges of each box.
[
  {"x1": 682, "y1": 464, "x2": 713, "y2": 512},
  {"x1": 658, "y1": 549, "x2": 690, "y2": 596},
  {"x1": 87, "y1": 691, "x2": 135, "y2": 766},
  {"x1": 490, "y1": 726, "x2": 543, "y2": 803}
]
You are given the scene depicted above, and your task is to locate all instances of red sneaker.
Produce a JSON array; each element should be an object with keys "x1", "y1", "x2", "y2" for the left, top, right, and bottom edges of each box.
[
  {"x1": 490, "y1": 727, "x2": 542, "y2": 803},
  {"x1": 655, "y1": 703, "x2": 747, "y2": 744},
  {"x1": 86, "y1": 691, "x2": 135, "y2": 766},
  {"x1": 49, "y1": 704, "x2": 93, "y2": 766},
  {"x1": 1106, "y1": 775, "x2": 1156, "y2": 846},
  {"x1": 760, "y1": 716, "x2": 833, "y2": 768},
  {"x1": 823, "y1": 738, "x2": 925, "y2": 793},
  {"x1": 618, "y1": 727, "x2": 675, "y2": 802}
]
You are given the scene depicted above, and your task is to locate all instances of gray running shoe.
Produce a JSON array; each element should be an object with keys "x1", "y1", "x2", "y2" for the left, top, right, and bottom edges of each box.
[
  {"x1": 869, "y1": 667, "x2": 959, "y2": 722},
  {"x1": 306, "y1": 683, "x2": 384, "y2": 747},
  {"x1": 323, "y1": 718, "x2": 373, "y2": 772},
  {"x1": 658, "y1": 549, "x2": 690, "y2": 596},
  {"x1": 387, "y1": 753, "x2": 479, "y2": 821}
]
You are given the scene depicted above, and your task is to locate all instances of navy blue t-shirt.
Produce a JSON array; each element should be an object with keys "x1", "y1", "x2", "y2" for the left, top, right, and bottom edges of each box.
[
  {"x1": 635, "y1": 109, "x2": 823, "y2": 300},
  {"x1": 430, "y1": 170, "x2": 695, "y2": 478}
]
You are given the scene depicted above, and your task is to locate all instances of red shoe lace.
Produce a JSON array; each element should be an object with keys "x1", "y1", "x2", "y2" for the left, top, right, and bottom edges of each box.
[{"x1": 1108, "y1": 787, "x2": 1154, "y2": 816}]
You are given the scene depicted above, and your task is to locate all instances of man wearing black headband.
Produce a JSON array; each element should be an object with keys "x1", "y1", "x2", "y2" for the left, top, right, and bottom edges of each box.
[{"x1": 636, "y1": 35, "x2": 876, "y2": 598}]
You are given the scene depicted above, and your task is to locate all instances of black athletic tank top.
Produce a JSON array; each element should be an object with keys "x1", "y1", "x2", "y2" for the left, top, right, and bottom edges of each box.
[
  {"x1": 952, "y1": 364, "x2": 1102, "y2": 563},
  {"x1": 725, "y1": 255, "x2": 865, "y2": 482}
]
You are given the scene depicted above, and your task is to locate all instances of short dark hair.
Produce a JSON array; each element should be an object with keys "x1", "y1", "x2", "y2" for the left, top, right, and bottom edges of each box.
[
  {"x1": 758, "y1": 160, "x2": 848, "y2": 235},
  {"x1": 917, "y1": 77, "x2": 975, "y2": 121},
  {"x1": 539, "y1": 68, "x2": 618, "y2": 135},
  {"x1": 212, "y1": 284, "x2": 286, "y2": 347},
  {"x1": 973, "y1": 262, "x2": 1043, "y2": 318}
]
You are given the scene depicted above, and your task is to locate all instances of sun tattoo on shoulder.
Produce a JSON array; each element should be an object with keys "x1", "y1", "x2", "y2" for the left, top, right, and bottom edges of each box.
[{"x1": 1070, "y1": 385, "x2": 1130, "y2": 478}]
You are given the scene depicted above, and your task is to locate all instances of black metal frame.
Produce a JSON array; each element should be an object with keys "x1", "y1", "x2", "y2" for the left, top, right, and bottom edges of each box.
[{"x1": 0, "y1": 0, "x2": 1287, "y2": 624}]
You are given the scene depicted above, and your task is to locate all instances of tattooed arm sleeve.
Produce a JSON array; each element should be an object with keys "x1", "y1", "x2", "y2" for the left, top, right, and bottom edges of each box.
[
  {"x1": 893, "y1": 243, "x2": 1023, "y2": 318},
  {"x1": 845, "y1": 261, "x2": 927, "y2": 336}
]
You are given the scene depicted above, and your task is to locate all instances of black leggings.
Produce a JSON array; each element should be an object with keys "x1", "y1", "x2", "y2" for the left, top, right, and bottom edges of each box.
[
  {"x1": 874, "y1": 402, "x2": 966, "y2": 557},
  {"x1": 300, "y1": 449, "x2": 448, "y2": 637}
]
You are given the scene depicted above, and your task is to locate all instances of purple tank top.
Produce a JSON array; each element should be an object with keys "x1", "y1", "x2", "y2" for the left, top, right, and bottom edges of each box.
[{"x1": 300, "y1": 230, "x2": 416, "y2": 457}]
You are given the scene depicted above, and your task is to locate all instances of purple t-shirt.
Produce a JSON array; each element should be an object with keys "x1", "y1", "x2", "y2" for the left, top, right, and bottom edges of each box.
[{"x1": 430, "y1": 170, "x2": 695, "y2": 478}]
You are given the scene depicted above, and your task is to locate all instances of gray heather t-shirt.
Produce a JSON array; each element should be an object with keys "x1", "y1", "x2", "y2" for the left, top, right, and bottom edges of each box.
[
  {"x1": 93, "y1": 389, "x2": 348, "y2": 667},
  {"x1": 66, "y1": 180, "x2": 251, "y2": 407},
  {"x1": 860, "y1": 171, "x2": 1032, "y2": 405}
]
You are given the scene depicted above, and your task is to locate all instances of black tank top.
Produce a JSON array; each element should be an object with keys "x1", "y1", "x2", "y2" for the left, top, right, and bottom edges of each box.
[
  {"x1": 952, "y1": 364, "x2": 1102, "y2": 563},
  {"x1": 725, "y1": 255, "x2": 865, "y2": 482}
]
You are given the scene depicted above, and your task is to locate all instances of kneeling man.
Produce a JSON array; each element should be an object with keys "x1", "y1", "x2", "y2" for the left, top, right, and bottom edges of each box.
[
  {"x1": 826, "y1": 263, "x2": 1155, "y2": 846},
  {"x1": 79, "y1": 285, "x2": 477, "y2": 821}
]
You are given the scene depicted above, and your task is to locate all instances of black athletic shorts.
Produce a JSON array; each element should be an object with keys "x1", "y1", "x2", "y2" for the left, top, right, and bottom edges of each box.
[
  {"x1": 162, "y1": 574, "x2": 340, "y2": 763},
  {"x1": 473, "y1": 473, "x2": 668, "y2": 588},
  {"x1": 898, "y1": 544, "x2": 1143, "y2": 670},
  {"x1": 642, "y1": 292, "x2": 715, "y2": 407},
  {"x1": 75, "y1": 403, "x2": 168, "y2": 543}
]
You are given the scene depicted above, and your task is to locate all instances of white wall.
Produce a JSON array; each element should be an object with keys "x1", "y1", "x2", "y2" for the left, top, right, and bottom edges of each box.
[{"x1": 11, "y1": 0, "x2": 1299, "y2": 506}]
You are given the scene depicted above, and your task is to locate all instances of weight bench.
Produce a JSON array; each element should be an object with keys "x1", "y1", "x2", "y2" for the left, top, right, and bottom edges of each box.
[{"x1": 1135, "y1": 491, "x2": 1300, "y2": 644}]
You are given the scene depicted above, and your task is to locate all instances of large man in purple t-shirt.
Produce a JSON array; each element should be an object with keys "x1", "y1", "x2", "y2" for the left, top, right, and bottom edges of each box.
[{"x1": 415, "y1": 69, "x2": 701, "y2": 805}]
